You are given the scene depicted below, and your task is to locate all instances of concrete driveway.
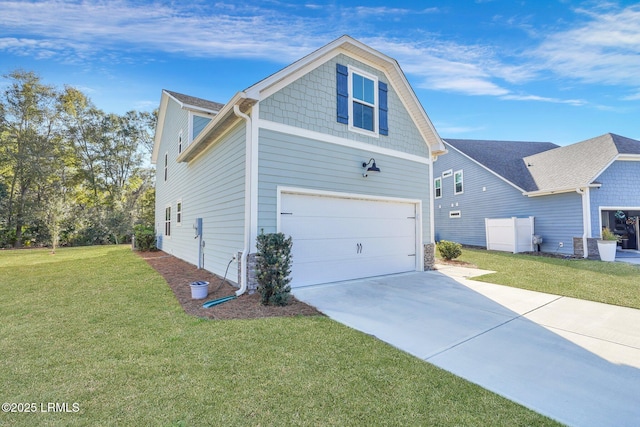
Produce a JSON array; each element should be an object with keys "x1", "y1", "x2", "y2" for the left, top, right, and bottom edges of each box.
[{"x1": 292, "y1": 266, "x2": 640, "y2": 427}]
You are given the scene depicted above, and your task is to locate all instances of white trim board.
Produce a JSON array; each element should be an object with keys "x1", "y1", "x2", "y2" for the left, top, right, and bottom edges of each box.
[{"x1": 259, "y1": 119, "x2": 431, "y2": 165}]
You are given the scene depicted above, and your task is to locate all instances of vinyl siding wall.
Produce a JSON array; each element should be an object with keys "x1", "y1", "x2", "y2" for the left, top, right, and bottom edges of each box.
[
  {"x1": 192, "y1": 115, "x2": 211, "y2": 141},
  {"x1": 257, "y1": 128, "x2": 432, "y2": 243},
  {"x1": 589, "y1": 160, "x2": 640, "y2": 236},
  {"x1": 155, "y1": 98, "x2": 246, "y2": 279},
  {"x1": 433, "y1": 148, "x2": 582, "y2": 254},
  {"x1": 259, "y1": 54, "x2": 430, "y2": 159}
]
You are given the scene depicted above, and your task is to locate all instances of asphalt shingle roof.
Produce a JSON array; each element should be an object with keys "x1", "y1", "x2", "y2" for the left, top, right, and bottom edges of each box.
[
  {"x1": 523, "y1": 133, "x2": 640, "y2": 192},
  {"x1": 164, "y1": 90, "x2": 224, "y2": 113},
  {"x1": 443, "y1": 139, "x2": 559, "y2": 192},
  {"x1": 445, "y1": 134, "x2": 640, "y2": 193}
]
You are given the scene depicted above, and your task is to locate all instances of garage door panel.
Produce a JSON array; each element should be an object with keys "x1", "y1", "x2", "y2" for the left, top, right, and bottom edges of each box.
[
  {"x1": 291, "y1": 254, "x2": 416, "y2": 287},
  {"x1": 284, "y1": 217, "x2": 414, "y2": 240},
  {"x1": 280, "y1": 193, "x2": 418, "y2": 288}
]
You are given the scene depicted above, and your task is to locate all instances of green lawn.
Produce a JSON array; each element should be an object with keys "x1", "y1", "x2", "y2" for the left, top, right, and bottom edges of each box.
[
  {"x1": 0, "y1": 246, "x2": 558, "y2": 426},
  {"x1": 453, "y1": 248, "x2": 640, "y2": 310}
]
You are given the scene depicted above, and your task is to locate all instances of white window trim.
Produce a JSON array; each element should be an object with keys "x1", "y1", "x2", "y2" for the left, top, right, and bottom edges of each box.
[
  {"x1": 449, "y1": 210, "x2": 461, "y2": 218},
  {"x1": 348, "y1": 66, "x2": 379, "y2": 138},
  {"x1": 164, "y1": 204, "x2": 172, "y2": 238},
  {"x1": 176, "y1": 199, "x2": 182, "y2": 226},
  {"x1": 454, "y1": 170, "x2": 464, "y2": 195},
  {"x1": 434, "y1": 177, "x2": 442, "y2": 199}
]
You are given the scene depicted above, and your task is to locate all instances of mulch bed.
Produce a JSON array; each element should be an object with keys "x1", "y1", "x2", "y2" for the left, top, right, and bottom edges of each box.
[{"x1": 137, "y1": 251, "x2": 322, "y2": 320}]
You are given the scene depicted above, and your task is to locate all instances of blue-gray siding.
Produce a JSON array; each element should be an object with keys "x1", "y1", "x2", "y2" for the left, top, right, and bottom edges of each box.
[
  {"x1": 589, "y1": 160, "x2": 640, "y2": 235},
  {"x1": 434, "y1": 147, "x2": 582, "y2": 254},
  {"x1": 257, "y1": 128, "x2": 432, "y2": 242},
  {"x1": 192, "y1": 115, "x2": 211, "y2": 140},
  {"x1": 259, "y1": 54, "x2": 430, "y2": 159},
  {"x1": 155, "y1": 98, "x2": 245, "y2": 279}
]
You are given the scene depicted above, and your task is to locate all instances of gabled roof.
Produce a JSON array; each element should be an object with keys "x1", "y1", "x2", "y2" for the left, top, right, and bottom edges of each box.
[
  {"x1": 523, "y1": 133, "x2": 640, "y2": 195},
  {"x1": 152, "y1": 89, "x2": 227, "y2": 164},
  {"x1": 443, "y1": 139, "x2": 558, "y2": 192},
  {"x1": 242, "y1": 35, "x2": 446, "y2": 156},
  {"x1": 164, "y1": 90, "x2": 224, "y2": 114},
  {"x1": 163, "y1": 35, "x2": 447, "y2": 163}
]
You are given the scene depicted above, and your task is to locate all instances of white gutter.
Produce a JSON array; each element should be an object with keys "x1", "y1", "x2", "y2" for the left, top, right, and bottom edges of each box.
[
  {"x1": 576, "y1": 187, "x2": 590, "y2": 259},
  {"x1": 234, "y1": 104, "x2": 252, "y2": 296}
]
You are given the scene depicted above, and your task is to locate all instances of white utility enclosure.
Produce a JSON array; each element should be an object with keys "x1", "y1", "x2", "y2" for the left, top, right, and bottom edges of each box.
[
  {"x1": 485, "y1": 217, "x2": 535, "y2": 253},
  {"x1": 280, "y1": 192, "x2": 419, "y2": 288}
]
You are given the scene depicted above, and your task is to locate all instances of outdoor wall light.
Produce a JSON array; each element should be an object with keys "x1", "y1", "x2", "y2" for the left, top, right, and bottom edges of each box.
[{"x1": 362, "y1": 158, "x2": 381, "y2": 177}]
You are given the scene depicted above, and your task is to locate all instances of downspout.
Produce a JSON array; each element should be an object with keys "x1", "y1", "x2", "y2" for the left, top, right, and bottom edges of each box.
[
  {"x1": 234, "y1": 104, "x2": 252, "y2": 296},
  {"x1": 576, "y1": 187, "x2": 590, "y2": 258}
]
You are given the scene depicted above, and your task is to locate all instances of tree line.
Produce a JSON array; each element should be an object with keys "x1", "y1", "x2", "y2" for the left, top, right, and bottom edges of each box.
[{"x1": 0, "y1": 70, "x2": 156, "y2": 249}]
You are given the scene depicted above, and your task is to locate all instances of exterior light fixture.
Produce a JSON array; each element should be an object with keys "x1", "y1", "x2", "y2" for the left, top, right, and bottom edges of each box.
[{"x1": 362, "y1": 158, "x2": 380, "y2": 177}]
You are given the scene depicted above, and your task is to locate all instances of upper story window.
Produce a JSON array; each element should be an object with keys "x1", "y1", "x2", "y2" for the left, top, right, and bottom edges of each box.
[
  {"x1": 178, "y1": 131, "x2": 183, "y2": 154},
  {"x1": 164, "y1": 153, "x2": 168, "y2": 182},
  {"x1": 336, "y1": 63, "x2": 388, "y2": 136},
  {"x1": 165, "y1": 206, "x2": 171, "y2": 237},
  {"x1": 434, "y1": 177, "x2": 442, "y2": 199},
  {"x1": 352, "y1": 72, "x2": 376, "y2": 132},
  {"x1": 176, "y1": 201, "x2": 182, "y2": 225},
  {"x1": 454, "y1": 170, "x2": 464, "y2": 195}
]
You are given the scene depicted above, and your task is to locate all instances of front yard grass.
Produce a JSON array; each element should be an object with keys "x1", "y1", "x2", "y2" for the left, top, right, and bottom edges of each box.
[
  {"x1": 0, "y1": 246, "x2": 558, "y2": 426},
  {"x1": 455, "y1": 248, "x2": 640, "y2": 310}
]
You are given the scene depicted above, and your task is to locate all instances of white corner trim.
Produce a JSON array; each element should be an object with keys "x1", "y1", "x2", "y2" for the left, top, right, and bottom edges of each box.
[{"x1": 259, "y1": 119, "x2": 430, "y2": 165}]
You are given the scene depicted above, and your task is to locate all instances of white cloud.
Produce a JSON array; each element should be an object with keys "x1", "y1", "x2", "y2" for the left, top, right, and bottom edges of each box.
[
  {"x1": 2, "y1": 0, "x2": 637, "y2": 106},
  {"x1": 622, "y1": 92, "x2": 640, "y2": 101},
  {"x1": 532, "y1": 5, "x2": 640, "y2": 87},
  {"x1": 500, "y1": 94, "x2": 587, "y2": 106}
]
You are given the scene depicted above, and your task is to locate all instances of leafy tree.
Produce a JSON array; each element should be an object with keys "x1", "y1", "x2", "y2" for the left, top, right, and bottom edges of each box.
[
  {"x1": 0, "y1": 70, "x2": 62, "y2": 247},
  {"x1": 0, "y1": 70, "x2": 156, "y2": 248}
]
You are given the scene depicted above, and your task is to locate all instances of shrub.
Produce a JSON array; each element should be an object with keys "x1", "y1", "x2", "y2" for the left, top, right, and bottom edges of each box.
[
  {"x1": 256, "y1": 231, "x2": 292, "y2": 306},
  {"x1": 134, "y1": 224, "x2": 157, "y2": 251},
  {"x1": 437, "y1": 240, "x2": 462, "y2": 260}
]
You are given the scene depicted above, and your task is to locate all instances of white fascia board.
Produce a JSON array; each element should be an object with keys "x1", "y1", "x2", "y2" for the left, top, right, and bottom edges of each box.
[
  {"x1": 523, "y1": 183, "x2": 602, "y2": 197},
  {"x1": 616, "y1": 154, "x2": 640, "y2": 161},
  {"x1": 151, "y1": 91, "x2": 169, "y2": 165},
  {"x1": 245, "y1": 35, "x2": 446, "y2": 158},
  {"x1": 259, "y1": 119, "x2": 431, "y2": 165}
]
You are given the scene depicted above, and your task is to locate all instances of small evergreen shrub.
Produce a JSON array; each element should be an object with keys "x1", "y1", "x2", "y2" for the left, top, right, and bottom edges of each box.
[
  {"x1": 134, "y1": 224, "x2": 157, "y2": 251},
  {"x1": 437, "y1": 240, "x2": 462, "y2": 260},
  {"x1": 256, "y1": 231, "x2": 292, "y2": 306}
]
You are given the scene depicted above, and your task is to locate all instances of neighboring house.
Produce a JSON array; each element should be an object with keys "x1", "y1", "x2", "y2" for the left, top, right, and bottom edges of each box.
[
  {"x1": 433, "y1": 133, "x2": 640, "y2": 257},
  {"x1": 151, "y1": 35, "x2": 447, "y2": 292}
]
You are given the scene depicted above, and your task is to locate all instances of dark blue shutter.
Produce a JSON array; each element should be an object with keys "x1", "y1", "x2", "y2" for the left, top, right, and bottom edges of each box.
[
  {"x1": 379, "y1": 81, "x2": 388, "y2": 136},
  {"x1": 336, "y1": 64, "x2": 349, "y2": 124}
]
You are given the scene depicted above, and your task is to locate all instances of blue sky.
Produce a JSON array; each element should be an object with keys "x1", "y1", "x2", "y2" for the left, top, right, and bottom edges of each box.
[{"x1": 1, "y1": 0, "x2": 639, "y2": 145}]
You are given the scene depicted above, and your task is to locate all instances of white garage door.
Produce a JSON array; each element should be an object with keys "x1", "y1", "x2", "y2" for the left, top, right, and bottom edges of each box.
[{"x1": 280, "y1": 193, "x2": 418, "y2": 288}]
